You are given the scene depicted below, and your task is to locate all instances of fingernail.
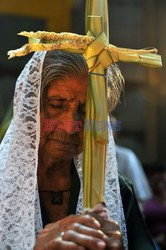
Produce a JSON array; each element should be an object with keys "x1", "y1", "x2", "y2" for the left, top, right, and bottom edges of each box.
[
  {"x1": 93, "y1": 218, "x2": 100, "y2": 227},
  {"x1": 102, "y1": 234, "x2": 108, "y2": 241},
  {"x1": 97, "y1": 241, "x2": 106, "y2": 249}
]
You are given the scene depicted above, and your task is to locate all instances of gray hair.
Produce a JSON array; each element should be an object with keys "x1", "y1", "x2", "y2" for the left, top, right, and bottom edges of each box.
[
  {"x1": 107, "y1": 64, "x2": 124, "y2": 112},
  {"x1": 41, "y1": 50, "x2": 124, "y2": 112},
  {"x1": 41, "y1": 50, "x2": 88, "y2": 108}
]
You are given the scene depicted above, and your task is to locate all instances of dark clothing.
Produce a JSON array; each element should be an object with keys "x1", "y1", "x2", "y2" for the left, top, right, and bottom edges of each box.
[
  {"x1": 119, "y1": 173, "x2": 155, "y2": 250},
  {"x1": 40, "y1": 165, "x2": 155, "y2": 250}
]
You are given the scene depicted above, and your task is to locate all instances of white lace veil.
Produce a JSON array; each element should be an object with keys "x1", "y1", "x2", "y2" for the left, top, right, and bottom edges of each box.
[{"x1": 0, "y1": 52, "x2": 128, "y2": 249}]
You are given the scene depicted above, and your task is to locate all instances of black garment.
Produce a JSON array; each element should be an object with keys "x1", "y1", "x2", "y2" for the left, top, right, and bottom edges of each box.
[
  {"x1": 119, "y1": 173, "x2": 155, "y2": 250},
  {"x1": 40, "y1": 165, "x2": 155, "y2": 250}
]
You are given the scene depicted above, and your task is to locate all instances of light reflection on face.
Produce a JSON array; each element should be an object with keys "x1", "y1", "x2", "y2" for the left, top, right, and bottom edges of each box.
[{"x1": 39, "y1": 76, "x2": 87, "y2": 161}]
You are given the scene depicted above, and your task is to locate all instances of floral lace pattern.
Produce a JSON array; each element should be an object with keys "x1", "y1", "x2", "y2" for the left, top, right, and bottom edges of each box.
[
  {"x1": 0, "y1": 52, "x2": 46, "y2": 249},
  {"x1": 0, "y1": 52, "x2": 128, "y2": 249}
]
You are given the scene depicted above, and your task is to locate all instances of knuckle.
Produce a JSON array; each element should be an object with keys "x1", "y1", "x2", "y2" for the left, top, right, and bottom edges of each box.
[
  {"x1": 102, "y1": 208, "x2": 108, "y2": 213},
  {"x1": 107, "y1": 230, "x2": 122, "y2": 240},
  {"x1": 111, "y1": 221, "x2": 120, "y2": 229},
  {"x1": 97, "y1": 229, "x2": 105, "y2": 236},
  {"x1": 114, "y1": 230, "x2": 122, "y2": 239},
  {"x1": 84, "y1": 214, "x2": 92, "y2": 220},
  {"x1": 63, "y1": 229, "x2": 74, "y2": 240},
  {"x1": 83, "y1": 214, "x2": 94, "y2": 223},
  {"x1": 71, "y1": 222, "x2": 80, "y2": 230},
  {"x1": 105, "y1": 220, "x2": 120, "y2": 231}
]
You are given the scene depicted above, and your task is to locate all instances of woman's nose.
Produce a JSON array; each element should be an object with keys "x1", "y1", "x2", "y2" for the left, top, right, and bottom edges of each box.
[{"x1": 59, "y1": 109, "x2": 82, "y2": 134}]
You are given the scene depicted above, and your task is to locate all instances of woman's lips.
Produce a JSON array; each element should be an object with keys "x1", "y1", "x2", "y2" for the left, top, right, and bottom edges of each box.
[{"x1": 49, "y1": 139, "x2": 77, "y2": 151}]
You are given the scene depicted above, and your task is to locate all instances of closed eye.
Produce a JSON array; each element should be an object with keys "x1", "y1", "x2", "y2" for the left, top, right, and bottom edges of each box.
[
  {"x1": 49, "y1": 104, "x2": 68, "y2": 112},
  {"x1": 50, "y1": 104, "x2": 63, "y2": 109}
]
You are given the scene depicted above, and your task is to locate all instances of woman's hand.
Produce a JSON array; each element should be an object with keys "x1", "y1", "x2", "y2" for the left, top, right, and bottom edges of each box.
[
  {"x1": 34, "y1": 203, "x2": 123, "y2": 250},
  {"x1": 88, "y1": 203, "x2": 124, "y2": 250},
  {"x1": 34, "y1": 214, "x2": 108, "y2": 250}
]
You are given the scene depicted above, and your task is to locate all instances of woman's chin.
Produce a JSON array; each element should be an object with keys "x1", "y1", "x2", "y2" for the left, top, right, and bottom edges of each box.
[
  {"x1": 39, "y1": 140, "x2": 83, "y2": 161},
  {"x1": 45, "y1": 144, "x2": 76, "y2": 160}
]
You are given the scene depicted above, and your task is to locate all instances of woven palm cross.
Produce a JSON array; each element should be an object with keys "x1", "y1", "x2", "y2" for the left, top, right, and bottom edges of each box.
[{"x1": 8, "y1": 0, "x2": 162, "y2": 209}]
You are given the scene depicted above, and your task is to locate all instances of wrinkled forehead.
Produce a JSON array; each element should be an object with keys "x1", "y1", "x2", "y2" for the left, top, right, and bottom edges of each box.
[{"x1": 46, "y1": 77, "x2": 88, "y2": 104}]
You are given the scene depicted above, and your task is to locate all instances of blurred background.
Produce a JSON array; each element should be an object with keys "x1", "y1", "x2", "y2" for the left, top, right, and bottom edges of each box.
[{"x1": 0, "y1": 0, "x2": 166, "y2": 248}]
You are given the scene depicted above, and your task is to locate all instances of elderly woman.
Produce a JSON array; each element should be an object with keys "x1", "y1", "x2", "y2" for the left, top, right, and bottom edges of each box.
[
  {"x1": 0, "y1": 50, "x2": 155, "y2": 250},
  {"x1": 37, "y1": 50, "x2": 120, "y2": 249}
]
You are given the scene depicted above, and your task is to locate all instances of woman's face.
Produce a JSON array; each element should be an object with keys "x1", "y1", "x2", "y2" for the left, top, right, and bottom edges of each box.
[{"x1": 39, "y1": 76, "x2": 87, "y2": 161}]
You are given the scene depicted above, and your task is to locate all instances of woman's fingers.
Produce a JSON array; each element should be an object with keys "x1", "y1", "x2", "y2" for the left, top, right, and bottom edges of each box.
[
  {"x1": 67, "y1": 222, "x2": 108, "y2": 241},
  {"x1": 63, "y1": 230, "x2": 106, "y2": 250},
  {"x1": 35, "y1": 223, "x2": 107, "y2": 250},
  {"x1": 45, "y1": 239, "x2": 84, "y2": 250},
  {"x1": 89, "y1": 203, "x2": 109, "y2": 220},
  {"x1": 34, "y1": 213, "x2": 123, "y2": 250},
  {"x1": 42, "y1": 214, "x2": 101, "y2": 236},
  {"x1": 34, "y1": 214, "x2": 105, "y2": 250},
  {"x1": 34, "y1": 238, "x2": 85, "y2": 250},
  {"x1": 58, "y1": 214, "x2": 101, "y2": 230},
  {"x1": 93, "y1": 203, "x2": 107, "y2": 211}
]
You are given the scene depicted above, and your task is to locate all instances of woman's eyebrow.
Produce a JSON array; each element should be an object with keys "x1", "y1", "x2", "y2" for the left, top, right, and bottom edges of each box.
[
  {"x1": 46, "y1": 96, "x2": 66, "y2": 101},
  {"x1": 46, "y1": 96, "x2": 76, "y2": 102}
]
